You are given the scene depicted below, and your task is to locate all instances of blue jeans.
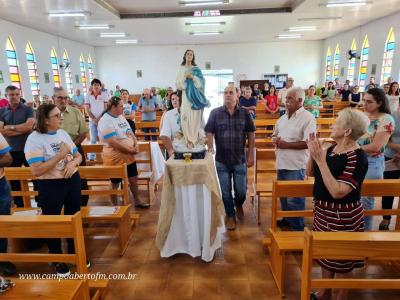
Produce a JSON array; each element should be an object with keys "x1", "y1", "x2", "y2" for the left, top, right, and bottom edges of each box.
[
  {"x1": 277, "y1": 169, "x2": 305, "y2": 231},
  {"x1": 0, "y1": 177, "x2": 12, "y2": 253},
  {"x1": 361, "y1": 155, "x2": 385, "y2": 230},
  {"x1": 216, "y1": 161, "x2": 247, "y2": 218},
  {"x1": 88, "y1": 121, "x2": 99, "y2": 160}
]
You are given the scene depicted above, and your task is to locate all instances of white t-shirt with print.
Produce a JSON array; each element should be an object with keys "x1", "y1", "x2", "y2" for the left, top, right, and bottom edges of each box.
[
  {"x1": 97, "y1": 112, "x2": 135, "y2": 165},
  {"x1": 277, "y1": 88, "x2": 288, "y2": 112},
  {"x1": 24, "y1": 130, "x2": 78, "y2": 179}
]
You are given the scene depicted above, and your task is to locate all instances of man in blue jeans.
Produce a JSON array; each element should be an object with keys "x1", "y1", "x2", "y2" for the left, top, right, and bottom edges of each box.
[
  {"x1": 273, "y1": 87, "x2": 316, "y2": 231},
  {"x1": 0, "y1": 132, "x2": 16, "y2": 275},
  {"x1": 205, "y1": 85, "x2": 255, "y2": 230}
]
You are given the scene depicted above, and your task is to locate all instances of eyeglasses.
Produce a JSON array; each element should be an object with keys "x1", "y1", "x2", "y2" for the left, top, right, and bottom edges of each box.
[{"x1": 57, "y1": 96, "x2": 69, "y2": 100}]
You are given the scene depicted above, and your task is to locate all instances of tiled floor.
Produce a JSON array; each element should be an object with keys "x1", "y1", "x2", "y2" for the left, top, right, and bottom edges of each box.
[{"x1": 11, "y1": 182, "x2": 400, "y2": 299}]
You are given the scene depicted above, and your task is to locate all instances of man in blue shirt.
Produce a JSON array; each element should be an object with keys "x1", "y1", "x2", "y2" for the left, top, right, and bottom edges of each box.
[
  {"x1": 139, "y1": 88, "x2": 159, "y2": 141},
  {"x1": 239, "y1": 87, "x2": 257, "y2": 119},
  {"x1": 71, "y1": 89, "x2": 85, "y2": 107}
]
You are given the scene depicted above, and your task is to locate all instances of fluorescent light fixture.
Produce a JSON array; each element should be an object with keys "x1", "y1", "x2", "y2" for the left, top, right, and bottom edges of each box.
[
  {"x1": 100, "y1": 32, "x2": 127, "y2": 38},
  {"x1": 115, "y1": 39, "x2": 138, "y2": 44},
  {"x1": 288, "y1": 26, "x2": 316, "y2": 32},
  {"x1": 185, "y1": 21, "x2": 226, "y2": 26},
  {"x1": 298, "y1": 17, "x2": 342, "y2": 21},
  {"x1": 180, "y1": 0, "x2": 229, "y2": 6},
  {"x1": 190, "y1": 31, "x2": 223, "y2": 35},
  {"x1": 48, "y1": 11, "x2": 90, "y2": 17},
  {"x1": 78, "y1": 24, "x2": 111, "y2": 30},
  {"x1": 324, "y1": 1, "x2": 370, "y2": 8},
  {"x1": 276, "y1": 34, "x2": 302, "y2": 39}
]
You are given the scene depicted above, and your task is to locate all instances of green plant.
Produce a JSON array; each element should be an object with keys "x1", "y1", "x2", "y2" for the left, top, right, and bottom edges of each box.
[{"x1": 158, "y1": 88, "x2": 167, "y2": 99}]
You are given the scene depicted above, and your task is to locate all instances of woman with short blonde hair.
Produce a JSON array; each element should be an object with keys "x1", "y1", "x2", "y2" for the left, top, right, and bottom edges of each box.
[{"x1": 307, "y1": 108, "x2": 370, "y2": 300}]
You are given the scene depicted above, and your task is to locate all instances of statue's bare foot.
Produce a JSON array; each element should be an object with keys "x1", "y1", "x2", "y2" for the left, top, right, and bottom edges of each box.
[{"x1": 187, "y1": 141, "x2": 194, "y2": 149}]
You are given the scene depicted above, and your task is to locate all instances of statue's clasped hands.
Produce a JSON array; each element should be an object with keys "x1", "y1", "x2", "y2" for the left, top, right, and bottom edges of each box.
[{"x1": 185, "y1": 71, "x2": 194, "y2": 80}]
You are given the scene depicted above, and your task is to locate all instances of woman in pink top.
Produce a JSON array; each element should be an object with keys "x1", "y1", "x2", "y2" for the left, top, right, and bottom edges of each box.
[
  {"x1": 0, "y1": 91, "x2": 8, "y2": 108},
  {"x1": 264, "y1": 85, "x2": 278, "y2": 114}
]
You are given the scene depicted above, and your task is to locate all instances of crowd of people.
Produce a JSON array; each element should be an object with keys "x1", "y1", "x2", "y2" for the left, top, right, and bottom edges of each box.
[{"x1": 0, "y1": 71, "x2": 399, "y2": 298}]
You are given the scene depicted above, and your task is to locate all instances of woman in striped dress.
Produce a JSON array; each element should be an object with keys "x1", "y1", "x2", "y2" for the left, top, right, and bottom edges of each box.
[{"x1": 306, "y1": 108, "x2": 369, "y2": 300}]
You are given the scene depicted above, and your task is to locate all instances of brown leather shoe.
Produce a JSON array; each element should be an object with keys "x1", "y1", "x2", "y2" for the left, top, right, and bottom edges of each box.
[
  {"x1": 225, "y1": 217, "x2": 236, "y2": 231},
  {"x1": 236, "y1": 207, "x2": 244, "y2": 220}
]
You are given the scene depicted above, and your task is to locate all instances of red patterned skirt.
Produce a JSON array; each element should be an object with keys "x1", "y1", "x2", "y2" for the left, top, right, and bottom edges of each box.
[{"x1": 312, "y1": 200, "x2": 365, "y2": 273}]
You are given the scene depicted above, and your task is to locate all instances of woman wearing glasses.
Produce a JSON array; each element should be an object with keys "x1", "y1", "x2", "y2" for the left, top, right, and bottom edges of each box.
[{"x1": 24, "y1": 103, "x2": 82, "y2": 277}]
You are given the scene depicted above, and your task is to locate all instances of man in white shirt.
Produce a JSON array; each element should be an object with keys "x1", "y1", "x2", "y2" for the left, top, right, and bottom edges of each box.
[
  {"x1": 159, "y1": 93, "x2": 181, "y2": 158},
  {"x1": 277, "y1": 77, "x2": 294, "y2": 116},
  {"x1": 273, "y1": 87, "x2": 316, "y2": 231},
  {"x1": 85, "y1": 78, "x2": 109, "y2": 160}
]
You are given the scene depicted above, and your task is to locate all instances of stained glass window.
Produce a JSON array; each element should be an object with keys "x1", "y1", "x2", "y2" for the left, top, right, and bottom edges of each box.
[
  {"x1": 87, "y1": 55, "x2": 94, "y2": 82},
  {"x1": 63, "y1": 50, "x2": 73, "y2": 95},
  {"x1": 380, "y1": 27, "x2": 395, "y2": 84},
  {"x1": 347, "y1": 39, "x2": 357, "y2": 83},
  {"x1": 6, "y1": 36, "x2": 22, "y2": 89},
  {"x1": 325, "y1": 47, "x2": 332, "y2": 81},
  {"x1": 50, "y1": 48, "x2": 61, "y2": 88},
  {"x1": 358, "y1": 35, "x2": 369, "y2": 90},
  {"x1": 333, "y1": 44, "x2": 340, "y2": 79},
  {"x1": 26, "y1": 41, "x2": 40, "y2": 96},
  {"x1": 80, "y1": 54, "x2": 87, "y2": 96}
]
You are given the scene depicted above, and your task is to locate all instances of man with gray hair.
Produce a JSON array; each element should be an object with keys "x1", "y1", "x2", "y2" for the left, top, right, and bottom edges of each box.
[
  {"x1": 139, "y1": 88, "x2": 159, "y2": 141},
  {"x1": 272, "y1": 87, "x2": 316, "y2": 231}
]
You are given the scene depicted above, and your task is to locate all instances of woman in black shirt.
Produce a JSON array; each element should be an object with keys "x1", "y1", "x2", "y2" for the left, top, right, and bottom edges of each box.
[{"x1": 306, "y1": 108, "x2": 369, "y2": 300}]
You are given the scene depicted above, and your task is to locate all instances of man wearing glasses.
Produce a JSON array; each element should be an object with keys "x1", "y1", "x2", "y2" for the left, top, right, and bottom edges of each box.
[
  {"x1": 54, "y1": 87, "x2": 89, "y2": 206},
  {"x1": 0, "y1": 85, "x2": 35, "y2": 207}
]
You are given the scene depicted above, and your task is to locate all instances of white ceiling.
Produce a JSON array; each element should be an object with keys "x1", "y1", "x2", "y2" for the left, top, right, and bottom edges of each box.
[{"x1": 0, "y1": 0, "x2": 399, "y2": 46}]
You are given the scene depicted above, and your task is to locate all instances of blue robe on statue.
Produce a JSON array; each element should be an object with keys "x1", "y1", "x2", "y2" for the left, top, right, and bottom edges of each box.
[{"x1": 185, "y1": 67, "x2": 209, "y2": 110}]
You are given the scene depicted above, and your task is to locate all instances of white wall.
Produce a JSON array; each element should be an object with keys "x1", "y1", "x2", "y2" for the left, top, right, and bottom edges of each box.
[
  {"x1": 0, "y1": 18, "x2": 95, "y2": 99},
  {"x1": 322, "y1": 12, "x2": 400, "y2": 86},
  {"x1": 95, "y1": 41, "x2": 322, "y2": 93}
]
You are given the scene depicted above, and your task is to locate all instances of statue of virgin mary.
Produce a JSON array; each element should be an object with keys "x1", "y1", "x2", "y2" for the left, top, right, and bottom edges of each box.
[{"x1": 176, "y1": 49, "x2": 209, "y2": 149}]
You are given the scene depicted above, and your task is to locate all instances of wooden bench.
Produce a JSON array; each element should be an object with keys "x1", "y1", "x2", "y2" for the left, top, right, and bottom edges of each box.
[
  {"x1": 252, "y1": 149, "x2": 275, "y2": 224},
  {"x1": 3, "y1": 279, "x2": 91, "y2": 300},
  {"x1": 301, "y1": 228, "x2": 400, "y2": 300},
  {"x1": 5, "y1": 166, "x2": 138, "y2": 257},
  {"x1": 0, "y1": 212, "x2": 108, "y2": 299},
  {"x1": 4, "y1": 165, "x2": 131, "y2": 206},
  {"x1": 81, "y1": 144, "x2": 104, "y2": 166},
  {"x1": 135, "y1": 121, "x2": 160, "y2": 140},
  {"x1": 136, "y1": 141, "x2": 154, "y2": 205},
  {"x1": 266, "y1": 179, "x2": 400, "y2": 297}
]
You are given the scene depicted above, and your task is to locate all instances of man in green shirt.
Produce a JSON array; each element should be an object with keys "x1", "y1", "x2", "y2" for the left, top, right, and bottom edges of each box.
[{"x1": 54, "y1": 87, "x2": 90, "y2": 206}]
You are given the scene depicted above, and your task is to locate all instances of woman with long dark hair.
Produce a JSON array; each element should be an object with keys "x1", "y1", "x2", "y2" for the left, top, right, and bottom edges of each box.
[{"x1": 357, "y1": 88, "x2": 395, "y2": 230}]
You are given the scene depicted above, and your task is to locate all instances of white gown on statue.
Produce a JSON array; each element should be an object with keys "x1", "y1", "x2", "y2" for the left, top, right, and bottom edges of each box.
[{"x1": 176, "y1": 66, "x2": 204, "y2": 148}]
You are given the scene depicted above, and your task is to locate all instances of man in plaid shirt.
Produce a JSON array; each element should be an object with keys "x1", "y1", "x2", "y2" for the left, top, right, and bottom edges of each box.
[{"x1": 205, "y1": 85, "x2": 255, "y2": 230}]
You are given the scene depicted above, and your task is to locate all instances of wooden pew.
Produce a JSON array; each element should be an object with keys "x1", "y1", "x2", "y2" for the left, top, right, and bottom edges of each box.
[
  {"x1": 4, "y1": 165, "x2": 130, "y2": 206},
  {"x1": 135, "y1": 121, "x2": 160, "y2": 140},
  {"x1": 0, "y1": 212, "x2": 108, "y2": 299},
  {"x1": 301, "y1": 228, "x2": 400, "y2": 300},
  {"x1": 266, "y1": 179, "x2": 400, "y2": 297},
  {"x1": 316, "y1": 118, "x2": 335, "y2": 138},
  {"x1": 4, "y1": 166, "x2": 138, "y2": 256},
  {"x1": 4, "y1": 279, "x2": 91, "y2": 300},
  {"x1": 252, "y1": 149, "x2": 275, "y2": 224},
  {"x1": 254, "y1": 119, "x2": 277, "y2": 137},
  {"x1": 81, "y1": 144, "x2": 104, "y2": 166}
]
